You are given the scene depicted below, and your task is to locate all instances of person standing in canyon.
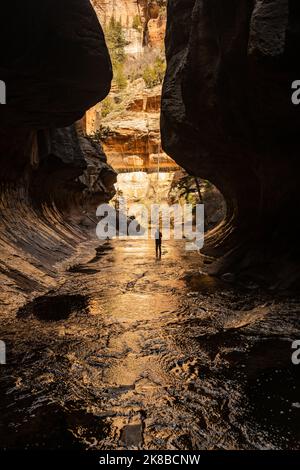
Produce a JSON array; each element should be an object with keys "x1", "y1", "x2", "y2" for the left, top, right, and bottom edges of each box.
[{"x1": 155, "y1": 228, "x2": 162, "y2": 258}]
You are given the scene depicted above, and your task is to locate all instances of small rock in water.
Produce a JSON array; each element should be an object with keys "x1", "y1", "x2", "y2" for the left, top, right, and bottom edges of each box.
[
  {"x1": 291, "y1": 402, "x2": 300, "y2": 409},
  {"x1": 221, "y1": 273, "x2": 235, "y2": 282}
]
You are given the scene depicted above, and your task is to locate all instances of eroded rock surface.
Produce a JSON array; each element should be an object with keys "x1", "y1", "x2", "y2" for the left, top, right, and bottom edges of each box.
[
  {"x1": 91, "y1": 0, "x2": 166, "y2": 48},
  {"x1": 0, "y1": 0, "x2": 112, "y2": 127},
  {"x1": 100, "y1": 80, "x2": 177, "y2": 171},
  {"x1": 161, "y1": 0, "x2": 300, "y2": 288},
  {"x1": 0, "y1": 0, "x2": 115, "y2": 310}
]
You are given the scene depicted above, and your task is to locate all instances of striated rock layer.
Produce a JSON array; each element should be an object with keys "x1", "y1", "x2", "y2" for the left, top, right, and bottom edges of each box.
[
  {"x1": 161, "y1": 0, "x2": 300, "y2": 288},
  {"x1": 91, "y1": 0, "x2": 166, "y2": 48},
  {"x1": 0, "y1": 0, "x2": 116, "y2": 309},
  {"x1": 100, "y1": 80, "x2": 178, "y2": 172}
]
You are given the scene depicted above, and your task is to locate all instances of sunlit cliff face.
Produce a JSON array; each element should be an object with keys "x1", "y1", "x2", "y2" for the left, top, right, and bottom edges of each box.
[
  {"x1": 115, "y1": 171, "x2": 174, "y2": 203},
  {"x1": 91, "y1": 0, "x2": 166, "y2": 49}
]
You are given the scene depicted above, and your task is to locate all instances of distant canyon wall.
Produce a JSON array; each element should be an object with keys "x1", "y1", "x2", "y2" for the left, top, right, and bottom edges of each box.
[
  {"x1": 85, "y1": 2, "x2": 169, "y2": 173},
  {"x1": 91, "y1": 0, "x2": 166, "y2": 49}
]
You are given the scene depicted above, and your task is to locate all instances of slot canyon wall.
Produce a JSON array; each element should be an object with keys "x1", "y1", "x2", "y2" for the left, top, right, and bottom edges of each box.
[
  {"x1": 161, "y1": 0, "x2": 300, "y2": 288},
  {"x1": 0, "y1": 0, "x2": 116, "y2": 310},
  {"x1": 1, "y1": 0, "x2": 299, "y2": 315}
]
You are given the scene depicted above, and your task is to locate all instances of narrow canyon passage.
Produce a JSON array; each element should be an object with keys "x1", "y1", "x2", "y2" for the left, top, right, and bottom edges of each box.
[
  {"x1": 1, "y1": 236, "x2": 300, "y2": 450},
  {"x1": 1, "y1": 0, "x2": 300, "y2": 460}
]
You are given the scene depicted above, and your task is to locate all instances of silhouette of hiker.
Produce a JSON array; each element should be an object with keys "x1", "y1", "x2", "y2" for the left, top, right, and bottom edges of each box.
[{"x1": 155, "y1": 229, "x2": 162, "y2": 258}]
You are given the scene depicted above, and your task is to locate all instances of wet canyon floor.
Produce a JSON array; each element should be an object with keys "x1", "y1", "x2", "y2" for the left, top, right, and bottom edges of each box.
[{"x1": 0, "y1": 237, "x2": 300, "y2": 450}]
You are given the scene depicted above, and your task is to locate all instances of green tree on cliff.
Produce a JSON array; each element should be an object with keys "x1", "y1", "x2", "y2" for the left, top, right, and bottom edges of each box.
[
  {"x1": 143, "y1": 55, "x2": 166, "y2": 88},
  {"x1": 105, "y1": 16, "x2": 127, "y2": 64},
  {"x1": 132, "y1": 14, "x2": 142, "y2": 31},
  {"x1": 104, "y1": 16, "x2": 127, "y2": 90}
]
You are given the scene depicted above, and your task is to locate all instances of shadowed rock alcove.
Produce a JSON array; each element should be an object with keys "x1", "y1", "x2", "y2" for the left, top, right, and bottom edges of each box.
[
  {"x1": 0, "y1": 0, "x2": 117, "y2": 309},
  {"x1": 161, "y1": 0, "x2": 300, "y2": 288}
]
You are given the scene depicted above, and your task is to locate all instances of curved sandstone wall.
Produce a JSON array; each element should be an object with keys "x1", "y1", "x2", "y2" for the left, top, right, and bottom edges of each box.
[
  {"x1": 161, "y1": 0, "x2": 300, "y2": 287},
  {"x1": 0, "y1": 0, "x2": 116, "y2": 309}
]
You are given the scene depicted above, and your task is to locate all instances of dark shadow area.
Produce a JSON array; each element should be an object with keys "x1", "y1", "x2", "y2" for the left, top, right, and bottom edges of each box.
[
  {"x1": 67, "y1": 265, "x2": 99, "y2": 274},
  {"x1": 0, "y1": 394, "x2": 110, "y2": 449},
  {"x1": 244, "y1": 339, "x2": 300, "y2": 449},
  {"x1": 17, "y1": 294, "x2": 89, "y2": 322},
  {"x1": 88, "y1": 243, "x2": 114, "y2": 264}
]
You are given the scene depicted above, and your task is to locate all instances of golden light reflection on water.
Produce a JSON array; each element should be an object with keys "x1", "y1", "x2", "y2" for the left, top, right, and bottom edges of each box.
[{"x1": 4, "y1": 237, "x2": 294, "y2": 451}]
